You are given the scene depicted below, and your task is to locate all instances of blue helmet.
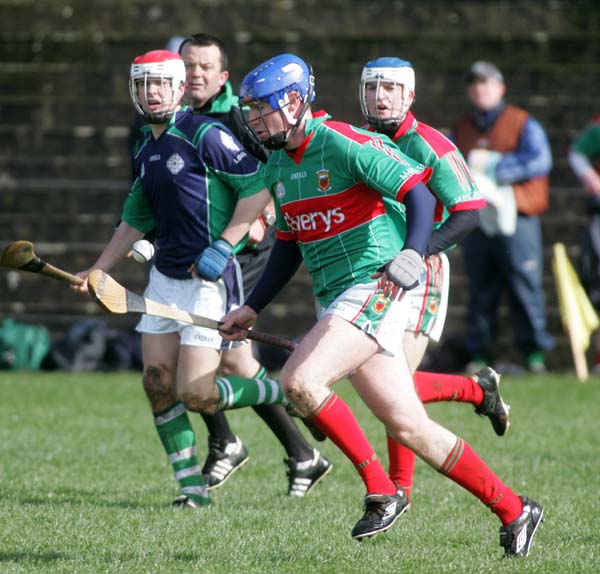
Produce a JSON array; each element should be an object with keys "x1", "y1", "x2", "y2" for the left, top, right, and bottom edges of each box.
[
  {"x1": 239, "y1": 53, "x2": 315, "y2": 110},
  {"x1": 359, "y1": 57, "x2": 415, "y2": 132},
  {"x1": 239, "y1": 54, "x2": 315, "y2": 150}
]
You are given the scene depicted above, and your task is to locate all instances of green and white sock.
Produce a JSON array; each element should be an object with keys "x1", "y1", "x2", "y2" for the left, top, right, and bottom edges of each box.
[
  {"x1": 215, "y1": 370, "x2": 288, "y2": 410},
  {"x1": 154, "y1": 402, "x2": 210, "y2": 506}
]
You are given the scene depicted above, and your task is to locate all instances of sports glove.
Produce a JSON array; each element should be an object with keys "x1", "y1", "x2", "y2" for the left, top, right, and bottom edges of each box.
[
  {"x1": 385, "y1": 248, "x2": 423, "y2": 290},
  {"x1": 194, "y1": 238, "x2": 233, "y2": 281}
]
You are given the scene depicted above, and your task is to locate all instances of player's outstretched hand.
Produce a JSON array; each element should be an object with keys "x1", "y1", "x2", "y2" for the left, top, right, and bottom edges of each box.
[
  {"x1": 220, "y1": 305, "x2": 258, "y2": 340},
  {"x1": 71, "y1": 270, "x2": 91, "y2": 294},
  {"x1": 385, "y1": 248, "x2": 423, "y2": 290},
  {"x1": 192, "y1": 238, "x2": 233, "y2": 281}
]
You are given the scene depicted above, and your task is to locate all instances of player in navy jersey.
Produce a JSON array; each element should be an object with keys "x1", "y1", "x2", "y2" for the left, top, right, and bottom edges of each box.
[
  {"x1": 221, "y1": 54, "x2": 543, "y2": 554},
  {"x1": 74, "y1": 49, "x2": 320, "y2": 508}
]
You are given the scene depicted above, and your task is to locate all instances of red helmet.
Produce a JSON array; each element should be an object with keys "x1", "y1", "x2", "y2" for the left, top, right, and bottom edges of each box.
[{"x1": 129, "y1": 50, "x2": 186, "y2": 123}]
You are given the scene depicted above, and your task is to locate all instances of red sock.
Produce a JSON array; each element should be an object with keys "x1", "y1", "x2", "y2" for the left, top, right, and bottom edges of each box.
[
  {"x1": 387, "y1": 434, "x2": 415, "y2": 500},
  {"x1": 310, "y1": 393, "x2": 396, "y2": 495},
  {"x1": 414, "y1": 371, "x2": 484, "y2": 406},
  {"x1": 439, "y1": 438, "x2": 523, "y2": 525}
]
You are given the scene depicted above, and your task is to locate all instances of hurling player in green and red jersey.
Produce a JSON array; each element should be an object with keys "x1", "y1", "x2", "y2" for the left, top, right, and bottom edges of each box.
[
  {"x1": 359, "y1": 57, "x2": 519, "y2": 512},
  {"x1": 220, "y1": 54, "x2": 543, "y2": 556}
]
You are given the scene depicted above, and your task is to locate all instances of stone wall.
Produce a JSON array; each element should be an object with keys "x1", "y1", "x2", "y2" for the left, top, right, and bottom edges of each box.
[{"x1": 1, "y1": 0, "x2": 599, "y2": 370}]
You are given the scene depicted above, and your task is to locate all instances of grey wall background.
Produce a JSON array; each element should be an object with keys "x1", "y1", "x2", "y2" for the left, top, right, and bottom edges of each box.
[{"x1": 1, "y1": 0, "x2": 599, "y2": 370}]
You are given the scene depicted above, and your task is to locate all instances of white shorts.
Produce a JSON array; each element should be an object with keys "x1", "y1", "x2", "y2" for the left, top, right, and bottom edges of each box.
[
  {"x1": 316, "y1": 280, "x2": 410, "y2": 356},
  {"x1": 136, "y1": 265, "x2": 244, "y2": 350},
  {"x1": 405, "y1": 252, "x2": 450, "y2": 342}
]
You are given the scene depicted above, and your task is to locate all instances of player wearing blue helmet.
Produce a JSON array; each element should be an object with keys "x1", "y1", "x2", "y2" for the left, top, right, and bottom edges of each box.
[
  {"x1": 222, "y1": 54, "x2": 543, "y2": 555},
  {"x1": 239, "y1": 53, "x2": 315, "y2": 150}
]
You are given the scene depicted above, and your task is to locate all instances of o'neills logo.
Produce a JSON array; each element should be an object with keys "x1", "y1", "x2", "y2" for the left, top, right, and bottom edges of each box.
[
  {"x1": 372, "y1": 294, "x2": 389, "y2": 314},
  {"x1": 316, "y1": 169, "x2": 331, "y2": 192}
]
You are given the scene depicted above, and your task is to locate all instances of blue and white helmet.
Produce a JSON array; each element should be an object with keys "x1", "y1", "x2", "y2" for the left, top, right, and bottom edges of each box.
[
  {"x1": 359, "y1": 57, "x2": 415, "y2": 131},
  {"x1": 239, "y1": 54, "x2": 315, "y2": 149}
]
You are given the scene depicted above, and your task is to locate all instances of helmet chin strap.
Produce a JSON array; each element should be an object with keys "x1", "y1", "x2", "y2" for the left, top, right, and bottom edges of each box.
[
  {"x1": 369, "y1": 118, "x2": 401, "y2": 136},
  {"x1": 263, "y1": 131, "x2": 288, "y2": 150},
  {"x1": 143, "y1": 111, "x2": 175, "y2": 124}
]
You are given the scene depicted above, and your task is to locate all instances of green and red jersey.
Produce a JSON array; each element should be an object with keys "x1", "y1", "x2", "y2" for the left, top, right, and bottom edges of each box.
[
  {"x1": 263, "y1": 111, "x2": 432, "y2": 306},
  {"x1": 572, "y1": 117, "x2": 600, "y2": 173},
  {"x1": 369, "y1": 111, "x2": 484, "y2": 239}
]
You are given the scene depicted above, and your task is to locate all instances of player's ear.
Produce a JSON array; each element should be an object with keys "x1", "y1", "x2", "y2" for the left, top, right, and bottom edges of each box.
[{"x1": 288, "y1": 91, "x2": 303, "y2": 114}]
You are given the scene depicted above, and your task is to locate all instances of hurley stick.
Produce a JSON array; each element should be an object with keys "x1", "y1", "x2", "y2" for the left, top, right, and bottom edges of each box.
[
  {"x1": 0, "y1": 241, "x2": 83, "y2": 286},
  {"x1": 88, "y1": 269, "x2": 297, "y2": 352}
]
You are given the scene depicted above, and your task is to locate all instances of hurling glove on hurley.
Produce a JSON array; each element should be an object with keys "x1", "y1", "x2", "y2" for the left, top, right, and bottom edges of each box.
[
  {"x1": 194, "y1": 238, "x2": 233, "y2": 281},
  {"x1": 385, "y1": 248, "x2": 423, "y2": 290}
]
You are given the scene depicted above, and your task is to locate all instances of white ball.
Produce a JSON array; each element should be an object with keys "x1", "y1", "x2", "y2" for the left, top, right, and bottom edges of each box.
[{"x1": 131, "y1": 240, "x2": 155, "y2": 263}]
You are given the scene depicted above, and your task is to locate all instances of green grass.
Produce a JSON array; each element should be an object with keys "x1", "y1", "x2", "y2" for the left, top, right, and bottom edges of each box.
[{"x1": 0, "y1": 371, "x2": 598, "y2": 574}]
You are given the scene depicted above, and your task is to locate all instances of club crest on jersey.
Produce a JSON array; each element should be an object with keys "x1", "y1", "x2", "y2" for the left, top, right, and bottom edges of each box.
[
  {"x1": 275, "y1": 181, "x2": 286, "y2": 199},
  {"x1": 372, "y1": 294, "x2": 389, "y2": 314},
  {"x1": 316, "y1": 169, "x2": 331, "y2": 192},
  {"x1": 166, "y1": 153, "x2": 184, "y2": 175},
  {"x1": 428, "y1": 295, "x2": 440, "y2": 314},
  {"x1": 219, "y1": 130, "x2": 240, "y2": 152}
]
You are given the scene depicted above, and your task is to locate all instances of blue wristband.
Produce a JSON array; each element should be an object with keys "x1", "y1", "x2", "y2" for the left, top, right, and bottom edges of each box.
[{"x1": 194, "y1": 238, "x2": 233, "y2": 281}]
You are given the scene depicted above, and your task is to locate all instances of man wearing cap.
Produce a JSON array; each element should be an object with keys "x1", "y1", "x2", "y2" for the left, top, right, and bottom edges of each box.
[{"x1": 453, "y1": 61, "x2": 554, "y2": 374}]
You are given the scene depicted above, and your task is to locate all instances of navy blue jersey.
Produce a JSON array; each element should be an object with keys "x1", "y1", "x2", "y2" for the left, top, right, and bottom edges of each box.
[{"x1": 122, "y1": 108, "x2": 266, "y2": 279}]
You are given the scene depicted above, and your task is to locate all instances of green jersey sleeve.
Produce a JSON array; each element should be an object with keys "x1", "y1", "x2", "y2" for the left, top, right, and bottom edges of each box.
[
  {"x1": 428, "y1": 149, "x2": 480, "y2": 209},
  {"x1": 572, "y1": 123, "x2": 600, "y2": 159},
  {"x1": 121, "y1": 178, "x2": 156, "y2": 233},
  {"x1": 350, "y1": 135, "x2": 429, "y2": 201}
]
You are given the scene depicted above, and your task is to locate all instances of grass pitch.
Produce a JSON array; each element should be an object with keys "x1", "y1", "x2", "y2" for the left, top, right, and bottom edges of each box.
[{"x1": 0, "y1": 371, "x2": 598, "y2": 573}]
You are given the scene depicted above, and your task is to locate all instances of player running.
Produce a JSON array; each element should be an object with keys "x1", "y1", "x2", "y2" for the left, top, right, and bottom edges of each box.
[
  {"x1": 359, "y1": 56, "x2": 515, "y2": 505},
  {"x1": 221, "y1": 53, "x2": 543, "y2": 556},
  {"x1": 74, "y1": 49, "x2": 302, "y2": 509}
]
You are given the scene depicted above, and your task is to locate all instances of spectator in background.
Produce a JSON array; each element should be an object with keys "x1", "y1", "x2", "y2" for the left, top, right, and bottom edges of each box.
[
  {"x1": 568, "y1": 117, "x2": 600, "y2": 369},
  {"x1": 453, "y1": 61, "x2": 554, "y2": 374}
]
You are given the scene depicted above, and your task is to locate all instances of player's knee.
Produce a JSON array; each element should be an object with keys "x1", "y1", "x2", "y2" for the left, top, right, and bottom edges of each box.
[
  {"x1": 178, "y1": 388, "x2": 219, "y2": 414},
  {"x1": 279, "y1": 364, "x2": 304, "y2": 396},
  {"x1": 142, "y1": 365, "x2": 176, "y2": 408},
  {"x1": 387, "y1": 413, "x2": 429, "y2": 446},
  {"x1": 280, "y1": 366, "x2": 321, "y2": 410}
]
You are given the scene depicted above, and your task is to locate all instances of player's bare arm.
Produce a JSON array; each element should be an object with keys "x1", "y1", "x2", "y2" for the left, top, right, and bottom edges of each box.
[
  {"x1": 73, "y1": 221, "x2": 144, "y2": 294},
  {"x1": 220, "y1": 188, "x2": 271, "y2": 246}
]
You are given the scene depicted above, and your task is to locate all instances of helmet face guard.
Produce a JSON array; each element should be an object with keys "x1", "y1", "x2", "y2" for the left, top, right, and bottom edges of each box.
[
  {"x1": 359, "y1": 57, "x2": 415, "y2": 133},
  {"x1": 129, "y1": 50, "x2": 186, "y2": 124},
  {"x1": 239, "y1": 54, "x2": 315, "y2": 150}
]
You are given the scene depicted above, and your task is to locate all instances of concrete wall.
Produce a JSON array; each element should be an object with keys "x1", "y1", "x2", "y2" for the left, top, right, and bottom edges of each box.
[{"x1": 1, "y1": 0, "x2": 599, "y2": 370}]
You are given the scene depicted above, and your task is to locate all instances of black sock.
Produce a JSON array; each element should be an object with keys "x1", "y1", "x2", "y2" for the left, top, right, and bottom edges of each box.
[
  {"x1": 200, "y1": 411, "x2": 237, "y2": 443},
  {"x1": 252, "y1": 403, "x2": 314, "y2": 461}
]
